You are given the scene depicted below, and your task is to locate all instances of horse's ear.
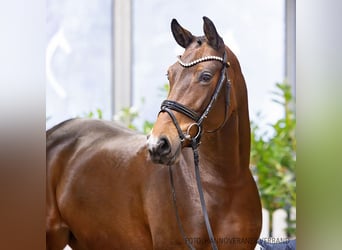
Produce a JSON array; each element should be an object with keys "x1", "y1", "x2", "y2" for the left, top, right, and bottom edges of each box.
[
  {"x1": 171, "y1": 19, "x2": 194, "y2": 48},
  {"x1": 203, "y1": 16, "x2": 224, "y2": 50}
]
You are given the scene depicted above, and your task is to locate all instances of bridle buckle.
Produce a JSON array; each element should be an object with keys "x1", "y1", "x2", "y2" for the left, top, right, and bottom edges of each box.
[{"x1": 185, "y1": 123, "x2": 201, "y2": 141}]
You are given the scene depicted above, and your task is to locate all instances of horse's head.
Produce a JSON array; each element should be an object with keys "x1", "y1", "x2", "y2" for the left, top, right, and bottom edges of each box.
[{"x1": 148, "y1": 17, "x2": 237, "y2": 165}]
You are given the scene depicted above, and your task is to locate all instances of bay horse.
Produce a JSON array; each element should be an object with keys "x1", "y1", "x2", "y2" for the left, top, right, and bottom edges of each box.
[{"x1": 46, "y1": 17, "x2": 262, "y2": 250}]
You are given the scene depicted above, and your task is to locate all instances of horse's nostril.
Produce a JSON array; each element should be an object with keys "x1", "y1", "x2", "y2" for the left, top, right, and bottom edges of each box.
[
  {"x1": 147, "y1": 136, "x2": 171, "y2": 162},
  {"x1": 158, "y1": 137, "x2": 171, "y2": 156}
]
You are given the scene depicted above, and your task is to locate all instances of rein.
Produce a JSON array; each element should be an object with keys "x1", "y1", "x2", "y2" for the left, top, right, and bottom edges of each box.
[{"x1": 160, "y1": 51, "x2": 230, "y2": 250}]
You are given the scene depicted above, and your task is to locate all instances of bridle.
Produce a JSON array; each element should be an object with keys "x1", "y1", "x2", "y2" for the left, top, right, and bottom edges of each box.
[
  {"x1": 159, "y1": 50, "x2": 231, "y2": 250},
  {"x1": 160, "y1": 51, "x2": 231, "y2": 146}
]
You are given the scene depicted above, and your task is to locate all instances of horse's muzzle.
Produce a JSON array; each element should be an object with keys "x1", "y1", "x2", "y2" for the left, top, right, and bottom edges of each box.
[{"x1": 147, "y1": 135, "x2": 175, "y2": 165}]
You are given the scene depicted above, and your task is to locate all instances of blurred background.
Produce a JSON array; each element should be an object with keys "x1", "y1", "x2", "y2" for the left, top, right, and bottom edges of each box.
[
  {"x1": 46, "y1": 0, "x2": 296, "y2": 242},
  {"x1": 46, "y1": 0, "x2": 295, "y2": 131}
]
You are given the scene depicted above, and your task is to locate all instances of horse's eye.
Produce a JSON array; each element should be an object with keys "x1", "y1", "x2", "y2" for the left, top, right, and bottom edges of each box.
[
  {"x1": 166, "y1": 73, "x2": 169, "y2": 81},
  {"x1": 199, "y1": 72, "x2": 212, "y2": 82}
]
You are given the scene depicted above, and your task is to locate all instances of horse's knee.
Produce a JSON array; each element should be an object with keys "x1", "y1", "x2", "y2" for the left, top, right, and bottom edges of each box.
[{"x1": 46, "y1": 222, "x2": 69, "y2": 250}]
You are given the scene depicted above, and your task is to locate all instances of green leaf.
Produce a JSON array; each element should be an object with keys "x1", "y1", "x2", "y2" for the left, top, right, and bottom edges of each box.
[{"x1": 250, "y1": 80, "x2": 296, "y2": 236}]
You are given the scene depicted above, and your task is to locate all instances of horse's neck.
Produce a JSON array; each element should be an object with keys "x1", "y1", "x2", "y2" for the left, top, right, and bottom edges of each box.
[{"x1": 199, "y1": 110, "x2": 251, "y2": 181}]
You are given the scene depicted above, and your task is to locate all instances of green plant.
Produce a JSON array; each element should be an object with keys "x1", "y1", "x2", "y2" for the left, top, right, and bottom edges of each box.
[
  {"x1": 82, "y1": 105, "x2": 154, "y2": 134},
  {"x1": 250, "y1": 81, "x2": 296, "y2": 236},
  {"x1": 113, "y1": 106, "x2": 139, "y2": 130},
  {"x1": 142, "y1": 120, "x2": 154, "y2": 135},
  {"x1": 113, "y1": 86, "x2": 168, "y2": 133},
  {"x1": 84, "y1": 108, "x2": 103, "y2": 119}
]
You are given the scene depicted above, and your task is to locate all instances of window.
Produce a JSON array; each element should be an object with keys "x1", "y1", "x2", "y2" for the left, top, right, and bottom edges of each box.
[{"x1": 46, "y1": 0, "x2": 113, "y2": 128}]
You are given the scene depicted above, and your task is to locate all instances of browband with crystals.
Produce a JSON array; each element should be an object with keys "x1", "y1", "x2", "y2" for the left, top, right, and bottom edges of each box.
[{"x1": 177, "y1": 55, "x2": 230, "y2": 68}]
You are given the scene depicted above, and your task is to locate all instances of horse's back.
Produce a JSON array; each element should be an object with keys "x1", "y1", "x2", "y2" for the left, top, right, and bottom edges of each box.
[
  {"x1": 47, "y1": 118, "x2": 146, "y2": 167},
  {"x1": 47, "y1": 118, "x2": 141, "y2": 148}
]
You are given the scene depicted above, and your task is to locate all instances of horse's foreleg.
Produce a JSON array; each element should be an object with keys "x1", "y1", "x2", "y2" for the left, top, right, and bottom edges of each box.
[
  {"x1": 46, "y1": 182, "x2": 70, "y2": 250},
  {"x1": 46, "y1": 213, "x2": 70, "y2": 250}
]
